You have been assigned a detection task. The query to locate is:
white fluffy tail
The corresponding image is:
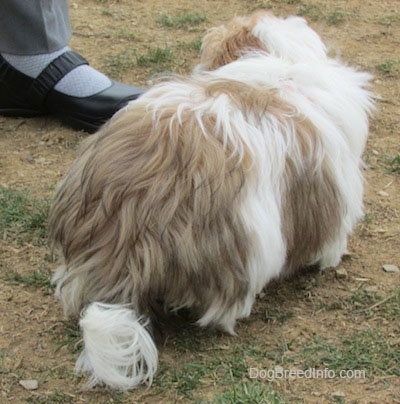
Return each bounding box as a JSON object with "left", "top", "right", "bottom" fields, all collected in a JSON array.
[{"left": 75, "top": 302, "right": 158, "bottom": 390}]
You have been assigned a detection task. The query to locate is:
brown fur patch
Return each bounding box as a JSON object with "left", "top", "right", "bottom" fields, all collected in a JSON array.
[
  {"left": 199, "top": 12, "right": 268, "bottom": 70},
  {"left": 205, "top": 79, "right": 280, "bottom": 116},
  {"left": 204, "top": 80, "right": 344, "bottom": 275},
  {"left": 48, "top": 89, "right": 253, "bottom": 323},
  {"left": 281, "top": 118, "right": 343, "bottom": 275}
]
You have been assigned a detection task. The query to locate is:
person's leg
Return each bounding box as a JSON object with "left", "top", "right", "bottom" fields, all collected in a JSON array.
[
  {"left": 0, "top": 0, "right": 144, "bottom": 131},
  {"left": 0, "top": 0, "right": 111, "bottom": 97},
  {"left": 0, "top": 0, "right": 144, "bottom": 132},
  {"left": 0, "top": 0, "right": 71, "bottom": 55}
]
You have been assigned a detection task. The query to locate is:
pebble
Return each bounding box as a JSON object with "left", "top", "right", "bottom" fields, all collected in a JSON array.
[
  {"left": 331, "top": 391, "right": 346, "bottom": 398},
  {"left": 335, "top": 268, "right": 348, "bottom": 279},
  {"left": 382, "top": 264, "right": 400, "bottom": 273},
  {"left": 19, "top": 380, "right": 38, "bottom": 390},
  {"left": 377, "top": 190, "right": 389, "bottom": 197}
]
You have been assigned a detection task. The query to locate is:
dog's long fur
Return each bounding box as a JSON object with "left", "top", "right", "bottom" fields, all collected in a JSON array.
[{"left": 48, "top": 12, "right": 374, "bottom": 390}]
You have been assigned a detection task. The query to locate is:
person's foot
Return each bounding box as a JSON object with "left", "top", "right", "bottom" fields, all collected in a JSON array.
[{"left": 0, "top": 48, "right": 145, "bottom": 132}]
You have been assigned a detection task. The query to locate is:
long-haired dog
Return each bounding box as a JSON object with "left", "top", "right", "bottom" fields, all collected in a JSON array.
[{"left": 48, "top": 12, "right": 374, "bottom": 390}]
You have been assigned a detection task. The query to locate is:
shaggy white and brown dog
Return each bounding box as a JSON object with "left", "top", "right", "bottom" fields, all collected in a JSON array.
[{"left": 48, "top": 11, "right": 374, "bottom": 390}]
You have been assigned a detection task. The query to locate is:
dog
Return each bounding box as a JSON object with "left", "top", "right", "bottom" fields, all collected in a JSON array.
[{"left": 48, "top": 11, "right": 374, "bottom": 390}]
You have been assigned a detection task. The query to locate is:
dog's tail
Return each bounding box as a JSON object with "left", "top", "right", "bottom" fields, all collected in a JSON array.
[{"left": 75, "top": 302, "right": 158, "bottom": 390}]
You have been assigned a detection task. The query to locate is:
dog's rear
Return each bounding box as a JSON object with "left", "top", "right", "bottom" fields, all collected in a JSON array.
[
  {"left": 48, "top": 11, "right": 374, "bottom": 390},
  {"left": 49, "top": 76, "right": 276, "bottom": 388}
]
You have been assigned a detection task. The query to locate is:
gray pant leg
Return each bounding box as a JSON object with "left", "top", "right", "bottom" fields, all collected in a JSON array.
[{"left": 0, "top": 0, "right": 71, "bottom": 55}]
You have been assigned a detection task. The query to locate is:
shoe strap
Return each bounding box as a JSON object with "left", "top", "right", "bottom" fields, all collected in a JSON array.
[{"left": 27, "top": 51, "right": 88, "bottom": 107}]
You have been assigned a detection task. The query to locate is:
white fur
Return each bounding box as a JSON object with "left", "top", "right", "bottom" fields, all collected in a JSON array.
[
  {"left": 253, "top": 15, "right": 328, "bottom": 63},
  {"left": 75, "top": 303, "right": 157, "bottom": 390}
]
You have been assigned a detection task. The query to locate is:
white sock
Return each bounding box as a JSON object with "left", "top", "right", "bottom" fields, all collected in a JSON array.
[{"left": 2, "top": 47, "right": 112, "bottom": 97}]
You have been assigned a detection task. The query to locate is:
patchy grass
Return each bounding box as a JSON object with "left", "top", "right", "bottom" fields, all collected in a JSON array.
[
  {"left": 53, "top": 320, "right": 82, "bottom": 355},
  {"left": 157, "top": 12, "right": 207, "bottom": 29},
  {"left": 177, "top": 37, "right": 203, "bottom": 53},
  {"left": 318, "top": 287, "right": 400, "bottom": 320},
  {"left": 104, "top": 46, "right": 174, "bottom": 77},
  {"left": 5, "top": 267, "right": 52, "bottom": 290},
  {"left": 102, "top": 49, "right": 136, "bottom": 79},
  {"left": 154, "top": 338, "right": 269, "bottom": 400},
  {"left": 115, "top": 28, "right": 137, "bottom": 41},
  {"left": 361, "top": 288, "right": 400, "bottom": 321},
  {"left": 0, "top": 187, "right": 49, "bottom": 245},
  {"left": 383, "top": 153, "right": 400, "bottom": 174},
  {"left": 298, "top": 4, "right": 324, "bottom": 21},
  {"left": 29, "top": 391, "right": 75, "bottom": 404},
  {"left": 264, "top": 308, "right": 294, "bottom": 324},
  {"left": 282, "top": 0, "right": 302, "bottom": 4},
  {"left": 377, "top": 13, "right": 400, "bottom": 26},
  {"left": 214, "top": 381, "right": 286, "bottom": 403},
  {"left": 298, "top": 4, "right": 347, "bottom": 25},
  {"left": 135, "top": 46, "right": 174, "bottom": 70},
  {"left": 291, "top": 328, "right": 399, "bottom": 377},
  {"left": 376, "top": 59, "right": 400, "bottom": 77},
  {"left": 324, "top": 10, "right": 346, "bottom": 25}
]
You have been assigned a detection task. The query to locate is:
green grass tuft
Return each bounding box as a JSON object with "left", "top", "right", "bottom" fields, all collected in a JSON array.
[
  {"left": 115, "top": 28, "right": 136, "bottom": 40},
  {"left": 298, "top": 4, "right": 324, "bottom": 21},
  {"left": 136, "top": 46, "right": 174, "bottom": 67},
  {"left": 157, "top": 12, "right": 207, "bottom": 29},
  {"left": 325, "top": 11, "right": 346, "bottom": 25},
  {"left": 377, "top": 14, "right": 400, "bottom": 26},
  {"left": 0, "top": 187, "right": 49, "bottom": 244},
  {"left": 298, "top": 5, "right": 347, "bottom": 25},
  {"left": 178, "top": 37, "right": 203, "bottom": 53},
  {"left": 376, "top": 59, "right": 400, "bottom": 77},
  {"left": 283, "top": 0, "right": 302, "bottom": 4},
  {"left": 384, "top": 154, "right": 400, "bottom": 174},
  {"left": 103, "top": 50, "right": 136, "bottom": 79},
  {"left": 296, "top": 328, "right": 399, "bottom": 377},
  {"left": 104, "top": 46, "right": 175, "bottom": 78},
  {"left": 214, "top": 381, "right": 285, "bottom": 404},
  {"left": 5, "top": 267, "right": 52, "bottom": 289},
  {"left": 53, "top": 320, "right": 82, "bottom": 355}
]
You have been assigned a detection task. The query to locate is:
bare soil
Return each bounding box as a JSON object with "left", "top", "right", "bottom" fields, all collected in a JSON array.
[{"left": 0, "top": 0, "right": 399, "bottom": 403}]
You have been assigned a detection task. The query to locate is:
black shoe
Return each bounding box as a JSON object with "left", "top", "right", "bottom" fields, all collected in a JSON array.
[{"left": 0, "top": 51, "right": 145, "bottom": 132}]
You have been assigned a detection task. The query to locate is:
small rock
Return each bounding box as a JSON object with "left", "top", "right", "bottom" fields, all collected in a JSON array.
[
  {"left": 371, "top": 149, "right": 379, "bottom": 155},
  {"left": 375, "top": 228, "right": 387, "bottom": 234},
  {"left": 382, "top": 264, "right": 400, "bottom": 273},
  {"left": 335, "top": 268, "right": 348, "bottom": 279},
  {"left": 352, "top": 277, "right": 370, "bottom": 282},
  {"left": 342, "top": 250, "right": 353, "bottom": 259},
  {"left": 25, "top": 155, "right": 35, "bottom": 164},
  {"left": 311, "top": 391, "right": 323, "bottom": 397},
  {"left": 331, "top": 391, "right": 346, "bottom": 398},
  {"left": 377, "top": 190, "right": 389, "bottom": 197},
  {"left": 19, "top": 380, "right": 38, "bottom": 390}
]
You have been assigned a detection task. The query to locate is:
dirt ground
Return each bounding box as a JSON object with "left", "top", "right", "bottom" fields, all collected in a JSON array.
[{"left": 0, "top": 0, "right": 399, "bottom": 403}]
